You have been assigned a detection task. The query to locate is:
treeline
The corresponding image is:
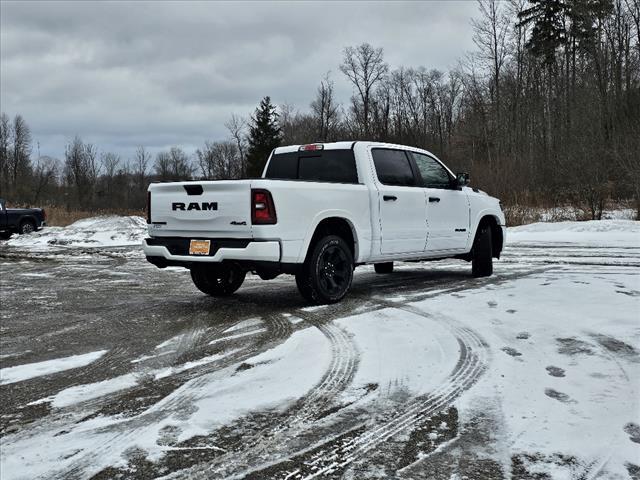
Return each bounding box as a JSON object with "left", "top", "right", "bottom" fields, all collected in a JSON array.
[{"left": 1, "top": 0, "right": 638, "bottom": 219}]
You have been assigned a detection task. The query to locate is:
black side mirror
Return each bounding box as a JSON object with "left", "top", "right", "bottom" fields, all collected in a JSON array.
[{"left": 456, "top": 172, "right": 470, "bottom": 187}]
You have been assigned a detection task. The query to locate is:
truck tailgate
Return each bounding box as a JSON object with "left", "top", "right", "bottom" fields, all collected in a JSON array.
[{"left": 149, "top": 180, "right": 252, "bottom": 238}]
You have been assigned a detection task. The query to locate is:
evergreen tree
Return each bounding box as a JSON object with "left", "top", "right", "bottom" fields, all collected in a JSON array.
[
  {"left": 518, "top": 0, "right": 568, "bottom": 66},
  {"left": 246, "top": 96, "right": 281, "bottom": 177}
]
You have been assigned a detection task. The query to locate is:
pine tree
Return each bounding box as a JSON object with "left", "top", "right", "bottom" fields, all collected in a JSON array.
[
  {"left": 246, "top": 96, "right": 281, "bottom": 177},
  {"left": 518, "top": 0, "right": 568, "bottom": 66}
]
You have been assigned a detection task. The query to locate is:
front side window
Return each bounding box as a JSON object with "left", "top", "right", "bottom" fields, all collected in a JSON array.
[
  {"left": 372, "top": 149, "right": 416, "bottom": 187},
  {"left": 410, "top": 152, "right": 452, "bottom": 189}
]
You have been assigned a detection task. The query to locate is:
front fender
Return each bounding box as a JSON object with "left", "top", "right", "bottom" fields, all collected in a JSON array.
[{"left": 468, "top": 207, "right": 505, "bottom": 249}]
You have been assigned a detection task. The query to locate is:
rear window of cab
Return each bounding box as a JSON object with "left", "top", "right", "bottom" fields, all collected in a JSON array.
[{"left": 265, "top": 149, "right": 359, "bottom": 184}]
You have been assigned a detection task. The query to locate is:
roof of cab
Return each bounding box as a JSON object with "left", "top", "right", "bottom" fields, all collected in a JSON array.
[
  {"left": 272, "top": 141, "right": 439, "bottom": 159},
  {"left": 273, "top": 141, "right": 356, "bottom": 154}
]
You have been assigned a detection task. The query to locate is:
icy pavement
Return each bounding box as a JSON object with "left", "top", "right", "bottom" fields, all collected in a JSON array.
[{"left": 0, "top": 220, "right": 638, "bottom": 479}]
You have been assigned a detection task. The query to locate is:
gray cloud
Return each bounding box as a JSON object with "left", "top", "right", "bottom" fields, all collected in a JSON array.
[{"left": 1, "top": 1, "right": 479, "bottom": 160}]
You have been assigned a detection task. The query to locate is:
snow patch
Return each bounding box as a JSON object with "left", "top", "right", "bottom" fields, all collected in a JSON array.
[
  {"left": 224, "top": 317, "right": 263, "bottom": 333},
  {"left": 0, "top": 350, "right": 107, "bottom": 385},
  {"left": 49, "top": 373, "right": 139, "bottom": 408},
  {"left": 209, "top": 328, "right": 267, "bottom": 345},
  {"left": 153, "top": 351, "right": 237, "bottom": 379},
  {"left": 6, "top": 215, "right": 146, "bottom": 250}
]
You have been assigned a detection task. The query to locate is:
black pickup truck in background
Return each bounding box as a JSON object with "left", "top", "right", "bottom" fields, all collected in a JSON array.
[{"left": 0, "top": 198, "right": 47, "bottom": 239}]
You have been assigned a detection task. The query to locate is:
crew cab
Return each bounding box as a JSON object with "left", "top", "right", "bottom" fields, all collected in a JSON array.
[
  {"left": 144, "top": 141, "right": 506, "bottom": 304},
  {"left": 0, "top": 198, "right": 47, "bottom": 239}
]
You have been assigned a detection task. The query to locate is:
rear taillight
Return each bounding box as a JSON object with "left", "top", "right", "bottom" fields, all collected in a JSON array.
[
  {"left": 251, "top": 189, "right": 277, "bottom": 225},
  {"left": 146, "top": 191, "right": 151, "bottom": 224}
]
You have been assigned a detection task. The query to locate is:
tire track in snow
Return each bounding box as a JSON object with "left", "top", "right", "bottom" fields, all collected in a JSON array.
[
  {"left": 43, "top": 312, "right": 300, "bottom": 480},
  {"left": 193, "top": 312, "right": 361, "bottom": 479},
  {"left": 215, "top": 301, "right": 490, "bottom": 479},
  {"left": 39, "top": 267, "right": 495, "bottom": 479},
  {"left": 292, "top": 312, "right": 359, "bottom": 416},
  {"left": 240, "top": 321, "right": 488, "bottom": 479}
]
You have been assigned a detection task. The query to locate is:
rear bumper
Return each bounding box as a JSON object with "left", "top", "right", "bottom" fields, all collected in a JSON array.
[{"left": 142, "top": 237, "right": 281, "bottom": 266}]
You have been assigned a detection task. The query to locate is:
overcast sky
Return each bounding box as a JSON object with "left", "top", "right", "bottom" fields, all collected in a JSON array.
[{"left": 1, "top": 1, "right": 480, "bottom": 161}]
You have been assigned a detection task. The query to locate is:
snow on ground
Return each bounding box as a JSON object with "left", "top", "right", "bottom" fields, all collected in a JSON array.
[
  {"left": 0, "top": 216, "right": 638, "bottom": 479},
  {"left": 224, "top": 317, "right": 263, "bottom": 333},
  {"left": 335, "top": 308, "right": 460, "bottom": 401},
  {"left": 0, "top": 328, "right": 333, "bottom": 479},
  {"left": 5, "top": 215, "right": 146, "bottom": 249},
  {"left": 28, "top": 350, "right": 242, "bottom": 408},
  {"left": 414, "top": 271, "right": 639, "bottom": 478},
  {"left": 508, "top": 219, "right": 640, "bottom": 247},
  {"left": 0, "top": 350, "right": 107, "bottom": 385}
]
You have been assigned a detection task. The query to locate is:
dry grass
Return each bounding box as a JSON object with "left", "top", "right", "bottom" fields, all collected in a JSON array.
[
  {"left": 503, "top": 205, "right": 542, "bottom": 226},
  {"left": 44, "top": 206, "right": 145, "bottom": 227},
  {"left": 503, "top": 201, "right": 637, "bottom": 226}
]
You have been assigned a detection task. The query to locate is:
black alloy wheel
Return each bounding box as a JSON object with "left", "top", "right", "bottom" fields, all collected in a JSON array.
[{"left": 296, "top": 235, "right": 354, "bottom": 304}]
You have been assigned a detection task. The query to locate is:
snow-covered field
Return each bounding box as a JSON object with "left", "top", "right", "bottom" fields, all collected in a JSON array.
[{"left": 0, "top": 217, "right": 638, "bottom": 479}]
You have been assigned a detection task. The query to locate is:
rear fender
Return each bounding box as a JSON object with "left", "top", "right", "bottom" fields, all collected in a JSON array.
[{"left": 298, "top": 211, "right": 361, "bottom": 263}]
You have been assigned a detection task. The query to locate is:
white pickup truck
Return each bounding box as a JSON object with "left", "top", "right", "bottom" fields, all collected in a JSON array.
[{"left": 144, "top": 141, "right": 505, "bottom": 304}]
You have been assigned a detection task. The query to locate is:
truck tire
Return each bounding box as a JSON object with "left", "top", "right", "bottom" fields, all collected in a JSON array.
[
  {"left": 19, "top": 219, "right": 36, "bottom": 235},
  {"left": 190, "top": 264, "right": 246, "bottom": 297},
  {"left": 374, "top": 262, "right": 394, "bottom": 274},
  {"left": 472, "top": 226, "right": 493, "bottom": 277},
  {"left": 296, "top": 235, "right": 354, "bottom": 304},
  {"left": 0, "top": 231, "right": 11, "bottom": 240},
  {"left": 295, "top": 273, "right": 314, "bottom": 302}
]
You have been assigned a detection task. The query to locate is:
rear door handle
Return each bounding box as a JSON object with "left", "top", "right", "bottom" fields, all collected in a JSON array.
[
  {"left": 383, "top": 195, "right": 397, "bottom": 201},
  {"left": 429, "top": 197, "right": 440, "bottom": 203}
]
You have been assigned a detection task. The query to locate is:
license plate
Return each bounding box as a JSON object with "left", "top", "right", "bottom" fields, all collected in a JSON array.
[{"left": 189, "top": 239, "right": 211, "bottom": 255}]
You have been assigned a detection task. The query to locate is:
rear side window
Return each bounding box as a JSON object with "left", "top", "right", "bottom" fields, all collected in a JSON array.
[
  {"left": 265, "top": 152, "right": 298, "bottom": 179},
  {"left": 372, "top": 149, "right": 416, "bottom": 186},
  {"left": 265, "top": 150, "right": 358, "bottom": 184}
]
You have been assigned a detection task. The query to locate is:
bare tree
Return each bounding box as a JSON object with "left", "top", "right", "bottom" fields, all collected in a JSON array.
[
  {"left": 154, "top": 151, "right": 171, "bottom": 181},
  {"left": 10, "top": 115, "right": 32, "bottom": 197},
  {"left": 132, "top": 146, "right": 150, "bottom": 195},
  {"left": 0, "top": 113, "right": 11, "bottom": 196},
  {"left": 31, "top": 155, "right": 58, "bottom": 204},
  {"left": 154, "top": 147, "right": 193, "bottom": 181},
  {"left": 279, "top": 103, "right": 316, "bottom": 145},
  {"left": 84, "top": 143, "right": 99, "bottom": 186},
  {"left": 472, "top": 0, "right": 510, "bottom": 129},
  {"left": 224, "top": 115, "right": 248, "bottom": 176},
  {"left": 311, "top": 72, "right": 340, "bottom": 141},
  {"left": 101, "top": 152, "right": 120, "bottom": 179},
  {"left": 100, "top": 152, "right": 120, "bottom": 205},
  {"left": 339, "top": 43, "right": 389, "bottom": 136},
  {"left": 64, "top": 137, "right": 96, "bottom": 208},
  {"left": 196, "top": 140, "right": 243, "bottom": 180}
]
